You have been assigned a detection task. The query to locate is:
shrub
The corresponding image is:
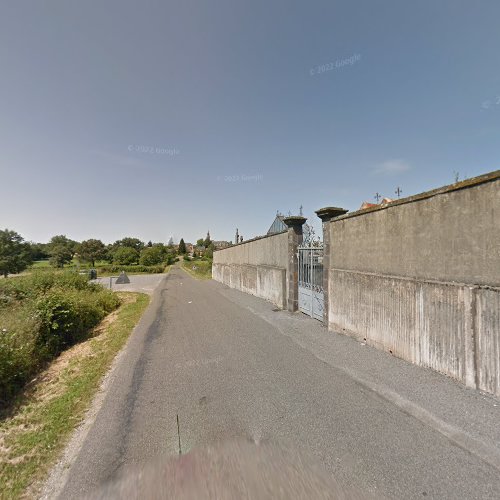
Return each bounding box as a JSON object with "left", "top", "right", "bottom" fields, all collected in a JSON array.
[
  {"left": 139, "top": 245, "right": 168, "bottom": 266},
  {"left": 34, "top": 288, "right": 119, "bottom": 356},
  {"left": 96, "top": 264, "right": 165, "bottom": 274},
  {"left": 112, "top": 247, "right": 139, "bottom": 265},
  {"left": 0, "top": 272, "right": 120, "bottom": 404},
  {"left": 182, "top": 259, "right": 212, "bottom": 279},
  {"left": 0, "top": 304, "right": 40, "bottom": 400},
  {"left": 166, "top": 255, "right": 177, "bottom": 265}
]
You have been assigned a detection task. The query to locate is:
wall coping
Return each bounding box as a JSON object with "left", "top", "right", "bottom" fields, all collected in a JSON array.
[
  {"left": 331, "top": 169, "right": 500, "bottom": 222},
  {"left": 213, "top": 262, "right": 285, "bottom": 270},
  {"left": 331, "top": 267, "right": 500, "bottom": 291},
  {"left": 213, "top": 230, "right": 287, "bottom": 252}
]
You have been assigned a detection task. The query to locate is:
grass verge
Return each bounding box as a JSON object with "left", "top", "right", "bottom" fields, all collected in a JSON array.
[
  {"left": 181, "top": 260, "right": 212, "bottom": 280},
  {"left": 0, "top": 292, "right": 149, "bottom": 499}
]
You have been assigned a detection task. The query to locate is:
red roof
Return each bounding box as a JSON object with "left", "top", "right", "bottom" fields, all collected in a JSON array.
[{"left": 360, "top": 201, "right": 378, "bottom": 210}]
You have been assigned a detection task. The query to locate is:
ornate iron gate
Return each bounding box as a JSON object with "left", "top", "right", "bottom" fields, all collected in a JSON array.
[{"left": 298, "top": 235, "right": 324, "bottom": 321}]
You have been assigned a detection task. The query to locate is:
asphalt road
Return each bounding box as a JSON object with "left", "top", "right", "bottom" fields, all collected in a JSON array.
[
  {"left": 91, "top": 274, "right": 165, "bottom": 294},
  {"left": 53, "top": 266, "right": 500, "bottom": 499}
]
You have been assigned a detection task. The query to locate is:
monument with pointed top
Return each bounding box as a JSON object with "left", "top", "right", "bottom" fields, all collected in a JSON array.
[{"left": 115, "top": 271, "right": 130, "bottom": 284}]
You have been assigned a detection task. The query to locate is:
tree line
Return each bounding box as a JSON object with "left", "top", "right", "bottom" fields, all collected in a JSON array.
[{"left": 0, "top": 229, "right": 206, "bottom": 278}]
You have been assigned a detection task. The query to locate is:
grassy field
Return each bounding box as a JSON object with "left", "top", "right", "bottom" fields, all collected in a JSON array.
[
  {"left": 30, "top": 259, "right": 109, "bottom": 270},
  {"left": 0, "top": 292, "right": 149, "bottom": 499},
  {"left": 28, "top": 261, "right": 168, "bottom": 277},
  {"left": 181, "top": 259, "right": 213, "bottom": 280}
]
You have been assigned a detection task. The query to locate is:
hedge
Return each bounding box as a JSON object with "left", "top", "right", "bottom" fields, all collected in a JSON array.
[{"left": 96, "top": 264, "right": 166, "bottom": 274}]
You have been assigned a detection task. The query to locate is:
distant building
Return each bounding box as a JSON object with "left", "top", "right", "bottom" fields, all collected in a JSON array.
[
  {"left": 267, "top": 212, "right": 312, "bottom": 240},
  {"left": 359, "top": 202, "right": 378, "bottom": 210},
  {"left": 359, "top": 197, "right": 395, "bottom": 210},
  {"left": 267, "top": 213, "right": 287, "bottom": 235},
  {"left": 193, "top": 245, "right": 204, "bottom": 256}
]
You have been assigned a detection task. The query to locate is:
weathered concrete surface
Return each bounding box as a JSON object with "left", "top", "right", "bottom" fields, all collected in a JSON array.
[
  {"left": 476, "top": 288, "right": 500, "bottom": 396},
  {"left": 283, "top": 216, "right": 306, "bottom": 312},
  {"left": 213, "top": 231, "right": 288, "bottom": 308},
  {"left": 316, "top": 207, "right": 349, "bottom": 324},
  {"left": 50, "top": 268, "right": 500, "bottom": 499},
  {"left": 213, "top": 231, "right": 287, "bottom": 268},
  {"left": 213, "top": 263, "right": 286, "bottom": 309},
  {"left": 327, "top": 172, "right": 500, "bottom": 397},
  {"left": 330, "top": 172, "right": 500, "bottom": 286},
  {"left": 329, "top": 270, "right": 500, "bottom": 397}
]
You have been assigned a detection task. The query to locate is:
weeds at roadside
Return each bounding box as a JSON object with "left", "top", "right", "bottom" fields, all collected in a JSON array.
[
  {"left": 181, "top": 260, "right": 212, "bottom": 280},
  {"left": 0, "top": 292, "right": 149, "bottom": 499}
]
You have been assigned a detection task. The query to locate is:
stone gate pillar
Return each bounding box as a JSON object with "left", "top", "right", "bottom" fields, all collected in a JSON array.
[
  {"left": 283, "top": 216, "right": 307, "bottom": 312},
  {"left": 315, "top": 207, "right": 349, "bottom": 325}
]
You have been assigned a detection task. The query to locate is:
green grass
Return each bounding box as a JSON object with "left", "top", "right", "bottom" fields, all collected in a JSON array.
[
  {"left": 27, "top": 261, "right": 169, "bottom": 277},
  {"left": 181, "top": 259, "right": 213, "bottom": 280},
  {"left": 30, "top": 260, "right": 51, "bottom": 269},
  {"left": 0, "top": 292, "right": 149, "bottom": 499}
]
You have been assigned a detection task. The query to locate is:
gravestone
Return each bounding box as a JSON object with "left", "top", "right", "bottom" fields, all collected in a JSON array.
[{"left": 115, "top": 271, "right": 130, "bottom": 284}]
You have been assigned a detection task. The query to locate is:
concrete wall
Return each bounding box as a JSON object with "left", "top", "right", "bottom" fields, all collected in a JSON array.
[
  {"left": 330, "top": 176, "right": 500, "bottom": 286},
  {"left": 213, "top": 232, "right": 288, "bottom": 308},
  {"left": 328, "top": 171, "right": 500, "bottom": 397}
]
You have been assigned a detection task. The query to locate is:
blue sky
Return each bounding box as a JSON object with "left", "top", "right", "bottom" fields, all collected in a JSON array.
[{"left": 1, "top": 0, "right": 499, "bottom": 244}]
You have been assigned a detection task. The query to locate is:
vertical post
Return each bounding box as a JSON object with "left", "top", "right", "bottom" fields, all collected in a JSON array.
[
  {"left": 315, "top": 207, "right": 349, "bottom": 326},
  {"left": 310, "top": 247, "right": 314, "bottom": 318},
  {"left": 283, "top": 216, "right": 307, "bottom": 312}
]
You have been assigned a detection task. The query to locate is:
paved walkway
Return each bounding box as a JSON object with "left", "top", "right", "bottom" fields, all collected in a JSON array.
[{"left": 49, "top": 267, "right": 500, "bottom": 499}]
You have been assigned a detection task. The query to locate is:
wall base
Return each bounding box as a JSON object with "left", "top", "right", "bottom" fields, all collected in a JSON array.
[
  {"left": 213, "top": 263, "right": 287, "bottom": 309},
  {"left": 329, "top": 269, "right": 500, "bottom": 398}
]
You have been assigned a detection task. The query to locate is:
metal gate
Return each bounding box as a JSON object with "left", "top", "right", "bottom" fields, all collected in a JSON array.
[{"left": 298, "top": 239, "right": 324, "bottom": 321}]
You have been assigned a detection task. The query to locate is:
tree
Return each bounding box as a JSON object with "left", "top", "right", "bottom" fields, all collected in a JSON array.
[
  {"left": 109, "top": 237, "right": 144, "bottom": 262},
  {"left": 102, "top": 244, "right": 114, "bottom": 263},
  {"left": 147, "top": 240, "right": 153, "bottom": 247},
  {"left": 49, "top": 245, "right": 73, "bottom": 268},
  {"left": 46, "top": 235, "right": 78, "bottom": 268},
  {"left": 196, "top": 238, "right": 204, "bottom": 247},
  {"left": 139, "top": 245, "right": 167, "bottom": 266},
  {"left": 28, "top": 242, "right": 50, "bottom": 260},
  {"left": 113, "top": 247, "right": 139, "bottom": 265},
  {"left": 112, "top": 237, "right": 144, "bottom": 252},
  {"left": 77, "top": 239, "right": 107, "bottom": 267},
  {"left": 178, "top": 238, "right": 187, "bottom": 254},
  {"left": 204, "top": 242, "right": 215, "bottom": 259},
  {"left": 0, "top": 229, "right": 32, "bottom": 277},
  {"left": 48, "top": 235, "right": 78, "bottom": 254}
]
